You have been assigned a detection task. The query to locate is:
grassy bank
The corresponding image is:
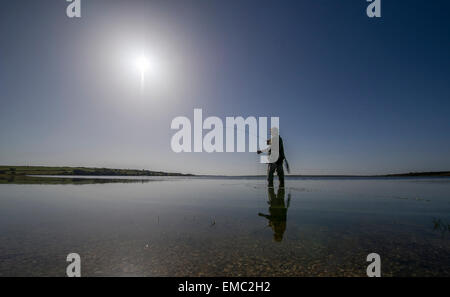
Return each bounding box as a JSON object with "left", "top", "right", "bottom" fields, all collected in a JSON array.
[
  {"left": 0, "top": 166, "right": 192, "bottom": 176},
  {"left": 0, "top": 166, "right": 192, "bottom": 184}
]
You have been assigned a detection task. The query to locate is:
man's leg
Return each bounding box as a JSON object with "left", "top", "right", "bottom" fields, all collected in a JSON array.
[
  {"left": 276, "top": 163, "right": 285, "bottom": 188},
  {"left": 267, "top": 164, "right": 276, "bottom": 187}
]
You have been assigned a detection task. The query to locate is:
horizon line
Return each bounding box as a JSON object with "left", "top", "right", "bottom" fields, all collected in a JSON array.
[{"left": 1, "top": 165, "right": 449, "bottom": 178}]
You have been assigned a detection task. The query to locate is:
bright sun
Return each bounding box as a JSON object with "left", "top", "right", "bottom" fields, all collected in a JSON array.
[
  {"left": 135, "top": 55, "right": 150, "bottom": 73},
  {"left": 131, "top": 51, "right": 165, "bottom": 94},
  {"left": 134, "top": 54, "right": 153, "bottom": 93}
]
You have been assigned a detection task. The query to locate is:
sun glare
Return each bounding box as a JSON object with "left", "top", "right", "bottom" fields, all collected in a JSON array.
[
  {"left": 130, "top": 50, "right": 165, "bottom": 94},
  {"left": 135, "top": 55, "right": 150, "bottom": 73},
  {"left": 134, "top": 54, "right": 153, "bottom": 93}
]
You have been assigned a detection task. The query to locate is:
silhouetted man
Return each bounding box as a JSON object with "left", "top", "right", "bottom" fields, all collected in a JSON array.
[
  {"left": 258, "top": 187, "right": 291, "bottom": 242},
  {"left": 257, "top": 127, "right": 287, "bottom": 188}
]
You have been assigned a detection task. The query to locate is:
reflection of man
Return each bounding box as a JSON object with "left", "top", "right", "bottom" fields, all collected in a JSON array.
[
  {"left": 257, "top": 127, "right": 287, "bottom": 188},
  {"left": 258, "top": 187, "right": 291, "bottom": 242}
]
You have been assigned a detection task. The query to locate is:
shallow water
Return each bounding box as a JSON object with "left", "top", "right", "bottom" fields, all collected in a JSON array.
[{"left": 0, "top": 177, "right": 449, "bottom": 276}]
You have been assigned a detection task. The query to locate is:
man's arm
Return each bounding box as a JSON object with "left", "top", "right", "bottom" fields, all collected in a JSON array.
[{"left": 257, "top": 139, "right": 272, "bottom": 154}]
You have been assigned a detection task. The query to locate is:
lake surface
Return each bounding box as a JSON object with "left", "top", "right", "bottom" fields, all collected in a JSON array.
[{"left": 0, "top": 177, "right": 449, "bottom": 276}]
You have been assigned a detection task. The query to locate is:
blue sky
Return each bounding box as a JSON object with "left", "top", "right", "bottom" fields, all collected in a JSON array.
[{"left": 0, "top": 0, "right": 449, "bottom": 175}]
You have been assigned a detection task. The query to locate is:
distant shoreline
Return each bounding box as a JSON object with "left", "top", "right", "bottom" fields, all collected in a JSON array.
[
  {"left": 1, "top": 166, "right": 449, "bottom": 178},
  {"left": 0, "top": 165, "right": 193, "bottom": 177},
  {"left": 206, "top": 172, "right": 450, "bottom": 178}
]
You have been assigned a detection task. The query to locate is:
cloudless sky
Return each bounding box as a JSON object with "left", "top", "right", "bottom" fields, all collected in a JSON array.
[{"left": 0, "top": 0, "right": 449, "bottom": 175}]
